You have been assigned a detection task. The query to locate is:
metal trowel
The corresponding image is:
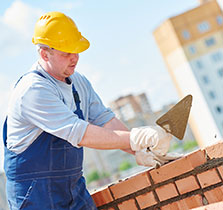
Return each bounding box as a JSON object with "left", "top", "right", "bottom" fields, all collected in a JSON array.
[{"left": 156, "top": 95, "right": 193, "bottom": 140}]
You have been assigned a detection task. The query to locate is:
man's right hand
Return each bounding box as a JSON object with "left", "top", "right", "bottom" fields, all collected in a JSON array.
[{"left": 130, "top": 125, "right": 172, "bottom": 153}]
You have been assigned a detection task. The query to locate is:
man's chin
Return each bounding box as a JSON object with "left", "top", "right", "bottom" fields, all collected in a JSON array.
[{"left": 65, "top": 69, "right": 75, "bottom": 76}]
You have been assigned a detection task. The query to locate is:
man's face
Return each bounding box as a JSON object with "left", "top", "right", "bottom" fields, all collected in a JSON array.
[{"left": 45, "top": 48, "right": 79, "bottom": 82}]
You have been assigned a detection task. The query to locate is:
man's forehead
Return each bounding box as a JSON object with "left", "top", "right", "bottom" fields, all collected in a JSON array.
[{"left": 52, "top": 49, "right": 73, "bottom": 56}]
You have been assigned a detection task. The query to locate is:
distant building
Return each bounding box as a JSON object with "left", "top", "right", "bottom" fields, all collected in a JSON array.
[
  {"left": 109, "top": 93, "right": 155, "bottom": 128},
  {"left": 153, "top": 0, "right": 223, "bottom": 147}
]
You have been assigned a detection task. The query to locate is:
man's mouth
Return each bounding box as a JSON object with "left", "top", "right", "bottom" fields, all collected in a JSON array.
[{"left": 69, "top": 64, "right": 76, "bottom": 68}]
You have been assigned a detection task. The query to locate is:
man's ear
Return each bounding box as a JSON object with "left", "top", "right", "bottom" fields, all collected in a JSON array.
[{"left": 39, "top": 48, "right": 49, "bottom": 61}]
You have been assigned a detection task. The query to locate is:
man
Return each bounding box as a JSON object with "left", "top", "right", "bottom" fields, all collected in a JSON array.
[{"left": 3, "top": 11, "right": 179, "bottom": 210}]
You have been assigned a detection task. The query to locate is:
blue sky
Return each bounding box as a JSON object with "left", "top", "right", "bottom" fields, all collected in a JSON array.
[{"left": 0, "top": 0, "right": 222, "bottom": 170}]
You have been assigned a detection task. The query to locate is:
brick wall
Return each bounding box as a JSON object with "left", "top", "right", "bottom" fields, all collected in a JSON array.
[{"left": 91, "top": 142, "right": 223, "bottom": 210}]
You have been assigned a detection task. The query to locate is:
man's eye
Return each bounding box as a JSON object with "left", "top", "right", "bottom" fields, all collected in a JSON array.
[{"left": 59, "top": 52, "right": 70, "bottom": 57}]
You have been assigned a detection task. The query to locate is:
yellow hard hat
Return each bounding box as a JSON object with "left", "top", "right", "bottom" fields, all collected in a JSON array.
[{"left": 32, "top": 11, "right": 90, "bottom": 53}]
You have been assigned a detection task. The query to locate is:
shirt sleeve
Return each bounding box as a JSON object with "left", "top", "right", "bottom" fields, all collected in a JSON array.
[
  {"left": 20, "top": 79, "right": 89, "bottom": 147},
  {"left": 82, "top": 75, "right": 115, "bottom": 126}
]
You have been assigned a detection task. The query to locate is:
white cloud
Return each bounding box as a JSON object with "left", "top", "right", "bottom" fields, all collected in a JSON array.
[
  {"left": 1, "top": 0, "right": 43, "bottom": 38},
  {"left": 0, "top": 0, "right": 43, "bottom": 56}
]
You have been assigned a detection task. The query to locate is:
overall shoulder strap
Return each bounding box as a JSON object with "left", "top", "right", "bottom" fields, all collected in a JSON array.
[
  {"left": 72, "top": 84, "right": 84, "bottom": 120},
  {"left": 3, "top": 117, "right": 8, "bottom": 146},
  {"left": 31, "top": 70, "right": 46, "bottom": 79},
  {"left": 14, "top": 70, "right": 46, "bottom": 88}
]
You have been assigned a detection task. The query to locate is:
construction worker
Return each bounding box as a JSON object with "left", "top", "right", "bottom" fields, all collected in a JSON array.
[{"left": 3, "top": 11, "right": 180, "bottom": 210}]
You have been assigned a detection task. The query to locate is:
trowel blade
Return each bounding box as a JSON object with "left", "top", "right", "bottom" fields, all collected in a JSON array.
[{"left": 156, "top": 95, "right": 193, "bottom": 140}]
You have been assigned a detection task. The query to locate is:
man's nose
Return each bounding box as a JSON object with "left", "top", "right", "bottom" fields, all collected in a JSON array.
[{"left": 70, "top": 53, "right": 79, "bottom": 62}]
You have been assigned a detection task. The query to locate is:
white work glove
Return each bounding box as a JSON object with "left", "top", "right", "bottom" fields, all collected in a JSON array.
[
  {"left": 135, "top": 149, "right": 183, "bottom": 168},
  {"left": 130, "top": 125, "right": 172, "bottom": 154}
]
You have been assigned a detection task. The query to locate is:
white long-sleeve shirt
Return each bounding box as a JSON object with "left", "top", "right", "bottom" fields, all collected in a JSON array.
[{"left": 6, "top": 62, "right": 115, "bottom": 154}]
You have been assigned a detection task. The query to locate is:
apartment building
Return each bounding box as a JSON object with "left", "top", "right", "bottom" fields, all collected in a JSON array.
[{"left": 153, "top": 0, "right": 223, "bottom": 147}]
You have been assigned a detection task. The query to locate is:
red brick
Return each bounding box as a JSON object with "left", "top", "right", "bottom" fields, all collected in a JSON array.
[
  {"left": 191, "top": 201, "right": 223, "bottom": 209},
  {"left": 150, "top": 150, "right": 206, "bottom": 184},
  {"left": 204, "top": 186, "right": 223, "bottom": 203},
  {"left": 136, "top": 191, "right": 157, "bottom": 208},
  {"left": 217, "top": 166, "right": 223, "bottom": 179},
  {"left": 161, "top": 195, "right": 203, "bottom": 210},
  {"left": 155, "top": 183, "right": 178, "bottom": 201},
  {"left": 180, "top": 194, "right": 203, "bottom": 209},
  {"left": 197, "top": 168, "right": 221, "bottom": 188},
  {"left": 91, "top": 187, "right": 113, "bottom": 207},
  {"left": 204, "top": 142, "right": 223, "bottom": 159},
  {"left": 175, "top": 175, "right": 200, "bottom": 194},
  {"left": 160, "top": 201, "right": 181, "bottom": 210},
  {"left": 109, "top": 171, "right": 151, "bottom": 199},
  {"left": 117, "top": 199, "right": 138, "bottom": 210}
]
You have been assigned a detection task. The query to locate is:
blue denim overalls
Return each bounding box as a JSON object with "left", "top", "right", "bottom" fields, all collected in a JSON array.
[{"left": 3, "top": 71, "right": 97, "bottom": 210}]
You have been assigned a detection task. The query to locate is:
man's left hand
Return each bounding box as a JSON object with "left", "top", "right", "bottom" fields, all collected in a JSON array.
[{"left": 135, "top": 149, "right": 183, "bottom": 168}]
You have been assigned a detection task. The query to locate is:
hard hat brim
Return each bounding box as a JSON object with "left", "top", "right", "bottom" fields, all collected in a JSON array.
[
  {"left": 32, "top": 35, "right": 90, "bottom": 54},
  {"left": 70, "top": 35, "right": 90, "bottom": 53}
]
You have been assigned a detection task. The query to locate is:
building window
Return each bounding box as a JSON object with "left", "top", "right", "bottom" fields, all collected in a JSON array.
[
  {"left": 209, "top": 91, "right": 216, "bottom": 99},
  {"left": 205, "top": 37, "right": 216, "bottom": 47},
  {"left": 218, "top": 67, "right": 223, "bottom": 77},
  {"left": 196, "top": 60, "right": 203, "bottom": 69},
  {"left": 211, "top": 52, "right": 223, "bottom": 62},
  {"left": 188, "top": 45, "right": 196, "bottom": 54},
  {"left": 216, "top": 106, "right": 222, "bottom": 114},
  {"left": 182, "top": 30, "right": 190, "bottom": 40},
  {"left": 216, "top": 15, "right": 223, "bottom": 25},
  {"left": 202, "top": 75, "right": 210, "bottom": 84},
  {"left": 119, "top": 104, "right": 135, "bottom": 121},
  {"left": 197, "top": 21, "right": 210, "bottom": 33}
]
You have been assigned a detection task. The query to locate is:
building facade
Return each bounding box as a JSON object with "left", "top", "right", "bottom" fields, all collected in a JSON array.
[
  {"left": 109, "top": 93, "right": 154, "bottom": 128},
  {"left": 153, "top": 0, "right": 223, "bottom": 147}
]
